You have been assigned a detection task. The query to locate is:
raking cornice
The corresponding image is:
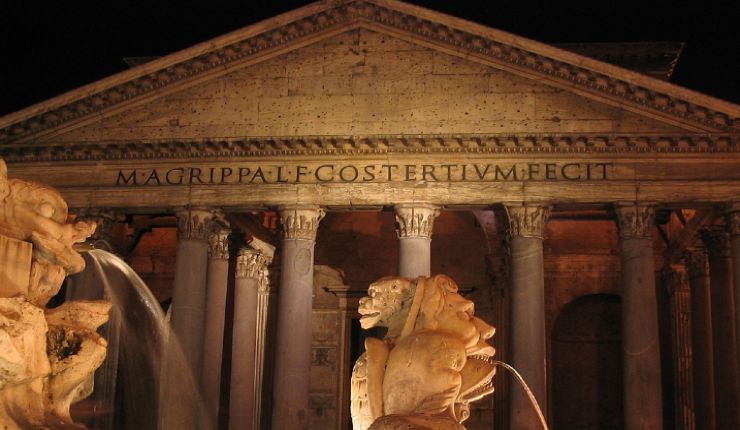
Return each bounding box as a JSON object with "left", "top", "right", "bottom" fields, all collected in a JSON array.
[{"left": 1, "top": 0, "right": 738, "bottom": 143}]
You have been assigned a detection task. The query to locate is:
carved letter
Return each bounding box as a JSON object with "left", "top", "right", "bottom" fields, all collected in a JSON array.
[{"left": 116, "top": 169, "right": 137, "bottom": 186}]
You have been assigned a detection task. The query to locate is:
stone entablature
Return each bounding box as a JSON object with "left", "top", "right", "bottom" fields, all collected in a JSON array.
[
  {"left": 1, "top": 133, "right": 737, "bottom": 162},
  {"left": 0, "top": 0, "right": 737, "bottom": 144}
]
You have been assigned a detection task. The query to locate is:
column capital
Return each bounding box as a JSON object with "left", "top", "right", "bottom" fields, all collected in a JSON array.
[
  {"left": 175, "top": 207, "right": 221, "bottom": 241},
  {"left": 504, "top": 203, "right": 551, "bottom": 239},
  {"left": 614, "top": 202, "right": 655, "bottom": 240},
  {"left": 724, "top": 204, "right": 740, "bottom": 237},
  {"left": 278, "top": 206, "right": 325, "bottom": 241},
  {"left": 207, "top": 228, "right": 231, "bottom": 260},
  {"left": 236, "top": 248, "right": 272, "bottom": 279},
  {"left": 73, "top": 208, "right": 125, "bottom": 243},
  {"left": 394, "top": 203, "right": 440, "bottom": 239},
  {"left": 236, "top": 248, "right": 273, "bottom": 297},
  {"left": 662, "top": 264, "right": 688, "bottom": 296},
  {"left": 684, "top": 248, "right": 709, "bottom": 278},
  {"left": 700, "top": 226, "right": 730, "bottom": 258}
]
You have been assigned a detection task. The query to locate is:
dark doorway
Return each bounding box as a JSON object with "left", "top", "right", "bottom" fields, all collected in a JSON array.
[{"left": 552, "top": 294, "right": 623, "bottom": 429}]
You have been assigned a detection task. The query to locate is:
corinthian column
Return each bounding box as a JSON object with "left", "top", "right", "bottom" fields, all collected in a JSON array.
[
  {"left": 615, "top": 203, "right": 663, "bottom": 430},
  {"left": 726, "top": 206, "right": 740, "bottom": 374},
  {"left": 201, "top": 226, "right": 230, "bottom": 428},
  {"left": 701, "top": 226, "right": 740, "bottom": 429},
  {"left": 394, "top": 203, "right": 440, "bottom": 278},
  {"left": 684, "top": 248, "right": 715, "bottom": 430},
  {"left": 271, "top": 206, "right": 325, "bottom": 430},
  {"left": 230, "top": 247, "right": 272, "bottom": 430},
  {"left": 504, "top": 203, "right": 550, "bottom": 430},
  {"left": 161, "top": 207, "right": 217, "bottom": 428}
]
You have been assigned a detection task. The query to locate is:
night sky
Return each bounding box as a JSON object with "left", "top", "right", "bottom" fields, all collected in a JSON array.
[{"left": 1, "top": 0, "right": 738, "bottom": 117}]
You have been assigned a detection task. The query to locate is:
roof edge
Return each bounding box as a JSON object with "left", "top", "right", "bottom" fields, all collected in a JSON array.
[
  {"left": 1, "top": 0, "right": 738, "bottom": 139},
  {"left": 0, "top": 0, "right": 332, "bottom": 128},
  {"left": 377, "top": 0, "right": 739, "bottom": 117}
]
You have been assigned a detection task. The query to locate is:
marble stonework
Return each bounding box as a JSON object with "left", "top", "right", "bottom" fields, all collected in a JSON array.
[
  {"left": 0, "top": 2, "right": 737, "bottom": 212},
  {"left": 0, "top": 1, "right": 738, "bottom": 430},
  {"left": 351, "top": 275, "right": 496, "bottom": 430},
  {"left": 0, "top": 159, "right": 109, "bottom": 429}
]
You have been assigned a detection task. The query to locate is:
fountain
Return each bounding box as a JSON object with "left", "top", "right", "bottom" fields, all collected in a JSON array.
[
  {"left": 350, "top": 274, "right": 549, "bottom": 430},
  {"left": 0, "top": 158, "right": 109, "bottom": 429},
  {"left": 1, "top": 155, "right": 546, "bottom": 429},
  {"left": 350, "top": 275, "right": 497, "bottom": 430}
]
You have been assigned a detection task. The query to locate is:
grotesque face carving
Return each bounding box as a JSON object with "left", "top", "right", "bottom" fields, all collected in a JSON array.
[
  {"left": 357, "top": 277, "right": 415, "bottom": 330},
  {"left": 0, "top": 160, "right": 94, "bottom": 275}
]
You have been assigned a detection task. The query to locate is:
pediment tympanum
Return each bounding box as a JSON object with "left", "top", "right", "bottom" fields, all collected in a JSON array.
[
  {"left": 0, "top": 0, "right": 737, "bottom": 210},
  {"left": 1, "top": 0, "right": 737, "bottom": 147},
  {"left": 35, "top": 29, "right": 685, "bottom": 144}
]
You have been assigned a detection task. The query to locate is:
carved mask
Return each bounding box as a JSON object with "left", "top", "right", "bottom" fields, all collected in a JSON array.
[{"left": 357, "top": 277, "right": 415, "bottom": 329}]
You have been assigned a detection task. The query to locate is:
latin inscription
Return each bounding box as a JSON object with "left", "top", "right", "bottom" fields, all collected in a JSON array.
[{"left": 116, "top": 162, "right": 613, "bottom": 186}]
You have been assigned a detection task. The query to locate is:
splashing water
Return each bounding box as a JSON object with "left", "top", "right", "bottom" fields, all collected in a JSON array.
[
  {"left": 493, "top": 360, "right": 549, "bottom": 430},
  {"left": 66, "top": 249, "right": 211, "bottom": 430}
]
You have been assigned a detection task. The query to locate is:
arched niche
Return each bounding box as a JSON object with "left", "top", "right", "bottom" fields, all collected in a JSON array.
[{"left": 551, "top": 293, "right": 623, "bottom": 430}]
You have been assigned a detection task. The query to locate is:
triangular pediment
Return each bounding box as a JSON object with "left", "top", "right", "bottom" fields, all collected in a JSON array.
[
  {"left": 34, "top": 28, "right": 688, "bottom": 144},
  {"left": 1, "top": 0, "right": 738, "bottom": 151}
]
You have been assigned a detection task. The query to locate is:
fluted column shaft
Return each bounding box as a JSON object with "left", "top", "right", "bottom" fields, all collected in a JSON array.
[
  {"left": 230, "top": 248, "right": 272, "bottom": 430},
  {"left": 505, "top": 203, "right": 550, "bottom": 430},
  {"left": 685, "top": 249, "right": 716, "bottom": 430},
  {"left": 271, "top": 206, "right": 325, "bottom": 430},
  {"left": 161, "top": 207, "right": 216, "bottom": 428},
  {"left": 253, "top": 238, "right": 277, "bottom": 430},
  {"left": 615, "top": 203, "right": 663, "bottom": 430},
  {"left": 201, "top": 227, "right": 230, "bottom": 428},
  {"left": 395, "top": 203, "right": 440, "bottom": 278},
  {"left": 701, "top": 227, "right": 740, "bottom": 429}
]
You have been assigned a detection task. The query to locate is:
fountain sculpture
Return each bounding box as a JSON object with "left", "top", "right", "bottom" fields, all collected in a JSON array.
[
  {"left": 0, "top": 159, "right": 109, "bottom": 429},
  {"left": 351, "top": 275, "right": 497, "bottom": 430}
]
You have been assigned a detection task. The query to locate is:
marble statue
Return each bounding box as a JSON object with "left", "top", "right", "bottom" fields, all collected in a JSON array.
[
  {"left": 0, "top": 158, "right": 110, "bottom": 429},
  {"left": 351, "top": 275, "right": 496, "bottom": 430}
]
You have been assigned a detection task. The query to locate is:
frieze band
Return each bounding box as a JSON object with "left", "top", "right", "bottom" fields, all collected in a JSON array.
[{"left": 116, "top": 162, "right": 613, "bottom": 186}]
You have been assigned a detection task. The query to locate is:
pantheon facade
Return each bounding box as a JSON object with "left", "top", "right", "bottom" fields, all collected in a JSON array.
[{"left": 1, "top": 1, "right": 739, "bottom": 429}]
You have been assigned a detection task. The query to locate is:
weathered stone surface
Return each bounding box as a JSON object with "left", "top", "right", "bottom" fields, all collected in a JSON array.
[
  {"left": 0, "top": 159, "right": 108, "bottom": 429},
  {"left": 0, "top": 235, "right": 32, "bottom": 298},
  {"left": 45, "top": 28, "right": 685, "bottom": 144},
  {"left": 351, "top": 275, "right": 496, "bottom": 430}
]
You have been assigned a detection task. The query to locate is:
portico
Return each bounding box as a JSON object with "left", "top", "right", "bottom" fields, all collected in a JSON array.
[{"left": 1, "top": 1, "right": 738, "bottom": 429}]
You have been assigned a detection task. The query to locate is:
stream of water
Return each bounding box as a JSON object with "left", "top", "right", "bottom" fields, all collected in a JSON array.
[
  {"left": 494, "top": 360, "right": 550, "bottom": 430},
  {"left": 66, "top": 249, "right": 210, "bottom": 430},
  {"left": 69, "top": 250, "right": 546, "bottom": 430}
]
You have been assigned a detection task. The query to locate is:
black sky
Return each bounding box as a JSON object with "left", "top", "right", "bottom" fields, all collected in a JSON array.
[{"left": 1, "top": 0, "right": 738, "bottom": 117}]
